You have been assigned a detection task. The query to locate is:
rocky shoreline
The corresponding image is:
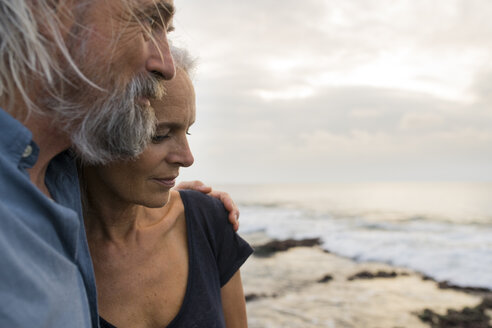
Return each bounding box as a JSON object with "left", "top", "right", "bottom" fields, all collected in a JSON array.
[{"left": 241, "top": 234, "right": 492, "bottom": 328}]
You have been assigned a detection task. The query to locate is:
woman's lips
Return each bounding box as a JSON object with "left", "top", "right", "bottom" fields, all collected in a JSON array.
[{"left": 152, "top": 178, "right": 176, "bottom": 188}]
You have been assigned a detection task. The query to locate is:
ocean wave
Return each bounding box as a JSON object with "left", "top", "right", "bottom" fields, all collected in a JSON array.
[{"left": 239, "top": 204, "right": 492, "bottom": 290}]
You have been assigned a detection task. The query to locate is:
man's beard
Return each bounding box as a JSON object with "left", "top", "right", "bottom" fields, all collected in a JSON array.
[
  {"left": 39, "top": 14, "right": 169, "bottom": 165},
  {"left": 44, "top": 72, "right": 165, "bottom": 165}
]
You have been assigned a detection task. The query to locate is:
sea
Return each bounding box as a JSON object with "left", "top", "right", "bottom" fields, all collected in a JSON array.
[{"left": 219, "top": 182, "right": 492, "bottom": 290}]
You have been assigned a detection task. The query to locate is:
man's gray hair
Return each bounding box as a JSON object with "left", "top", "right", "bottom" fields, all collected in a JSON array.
[
  {"left": 0, "top": 0, "right": 94, "bottom": 115},
  {"left": 0, "top": 1, "right": 197, "bottom": 164}
]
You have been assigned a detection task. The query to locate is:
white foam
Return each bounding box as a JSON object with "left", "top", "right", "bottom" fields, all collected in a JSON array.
[{"left": 240, "top": 204, "right": 492, "bottom": 290}]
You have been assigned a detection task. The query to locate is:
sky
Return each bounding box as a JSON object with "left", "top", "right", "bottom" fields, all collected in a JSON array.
[{"left": 171, "top": 0, "right": 492, "bottom": 184}]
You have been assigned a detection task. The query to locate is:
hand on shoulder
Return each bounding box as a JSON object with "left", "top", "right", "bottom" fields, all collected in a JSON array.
[{"left": 174, "top": 181, "right": 239, "bottom": 231}]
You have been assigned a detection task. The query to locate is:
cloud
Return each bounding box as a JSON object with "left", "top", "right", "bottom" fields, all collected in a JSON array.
[
  {"left": 399, "top": 113, "right": 444, "bottom": 131},
  {"left": 470, "top": 69, "right": 492, "bottom": 107},
  {"left": 172, "top": 1, "right": 492, "bottom": 183},
  {"left": 349, "top": 109, "right": 386, "bottom": 119},
  {"left": 252, "top": 85, "right": 315, "bottom": 101}
]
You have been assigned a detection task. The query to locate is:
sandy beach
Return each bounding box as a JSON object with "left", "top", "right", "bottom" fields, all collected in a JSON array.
[{"left": 241, "top": 233, "right": 492, "bottom": 328}]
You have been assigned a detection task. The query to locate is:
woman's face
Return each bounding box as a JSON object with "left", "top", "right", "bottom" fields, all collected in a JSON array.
[{"left": 86, "top": 68, "right": 195, "bottom": 208}]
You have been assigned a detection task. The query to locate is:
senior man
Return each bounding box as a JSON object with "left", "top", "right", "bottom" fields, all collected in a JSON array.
[{"left": 0, "top": 1, "right": 238, "bottom": 327}]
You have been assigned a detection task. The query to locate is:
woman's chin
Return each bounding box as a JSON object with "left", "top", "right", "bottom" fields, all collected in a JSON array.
[{"left": 143, "top": 192, "right": 171, "bottom": 208}]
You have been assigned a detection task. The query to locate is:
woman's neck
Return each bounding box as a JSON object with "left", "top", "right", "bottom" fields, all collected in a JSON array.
[
  {"left": 84, "top": 202, "right": 146, "bottom": 243},
  {"left": 83, "top": 190, "right": 179, "bottom": 247}
]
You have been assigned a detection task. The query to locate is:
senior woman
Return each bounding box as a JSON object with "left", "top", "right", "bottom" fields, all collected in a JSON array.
[{"left": 81, "top": 50, "right": 252, "bottom": 328}]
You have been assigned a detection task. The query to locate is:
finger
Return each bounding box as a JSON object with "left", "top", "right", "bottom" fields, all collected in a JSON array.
[
  {"left": 229, "top": 211, "right": 240, "bottom": 232},
  {"left": 210, "top": 191, "right": 234, "bottom": 212},
  {"left": 218, "top": 193, "right": 240, "bottom": 230},
  {"left": 207, "top": 190, "right": 240, "bottom": 230}
]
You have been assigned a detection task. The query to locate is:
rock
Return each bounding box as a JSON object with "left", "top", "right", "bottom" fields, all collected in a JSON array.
[
  {"left": 478, "top": 297, "right": 492, "bottom": 310},
  {"left": 347, "top": 270, "right": 402, "bottom": 281},
  {"left": 253, "top": 238, "right": 322, "bottom": 257},
  {"left": 417, "top": 304, "right": 491, "bottom": 328},
  {"left": 241, "top": 246, "right": 482, "bottom": 328},
  {"left": 317, "top": 274, "right": 333, "bottom": 283},
  {"left": 438, "top": 281, "right": 492, "bottom": 294},
  {"left": 245, "top": 293, "right": 277, "bottom": 302}
]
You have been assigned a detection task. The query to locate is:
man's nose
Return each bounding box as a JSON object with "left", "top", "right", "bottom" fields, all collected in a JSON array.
[{"left": 145, "top": 32, "right": 175, "bottom": 80}]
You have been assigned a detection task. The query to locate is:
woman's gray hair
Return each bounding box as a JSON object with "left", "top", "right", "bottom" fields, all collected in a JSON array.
[
  {"left": 170, "top": 45, "right": 197, "bottom": 77},
  {"left": 0, "top": 0, "right": 94, "bottom": 116}
]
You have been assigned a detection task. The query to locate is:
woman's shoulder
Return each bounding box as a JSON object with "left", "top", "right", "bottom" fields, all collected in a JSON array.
[
  {"left": 178, "top": 190, "right": 227, "bottom": 217},
  {"left": 178, "top": 190, "right": 230, "bottom": 236}
]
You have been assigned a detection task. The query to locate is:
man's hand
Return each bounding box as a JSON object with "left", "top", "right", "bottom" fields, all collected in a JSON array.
[{"left": 175, "top": 181, "right": 240, "bottom": 231}]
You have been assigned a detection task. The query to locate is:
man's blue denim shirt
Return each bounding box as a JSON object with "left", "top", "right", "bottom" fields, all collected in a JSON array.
[{"left": 0, "top": 108, "right": 99, "bottom": 327}]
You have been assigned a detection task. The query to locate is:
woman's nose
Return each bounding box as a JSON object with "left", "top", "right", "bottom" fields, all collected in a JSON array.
[
  {"left": 168, "top": 138, "right": 194, "bottom": 167},
  {"left": 179, "top": 140, "right": 194, "bottom": 168}
]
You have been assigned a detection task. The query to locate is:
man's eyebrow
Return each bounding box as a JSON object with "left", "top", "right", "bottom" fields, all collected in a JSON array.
[{"left": 141, "top": 1, "right": 175, "bottom": 19}]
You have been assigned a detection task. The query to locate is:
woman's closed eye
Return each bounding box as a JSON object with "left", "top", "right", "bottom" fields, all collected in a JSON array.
[
  {"left": 151, "top": 134, "right": 169, "bottom": 143},
  {"left": 152, "top": 125, "right": 192, "bottom": 143},
  {"left": 151, "top": 128, "right": 171, "bottom": 143}
]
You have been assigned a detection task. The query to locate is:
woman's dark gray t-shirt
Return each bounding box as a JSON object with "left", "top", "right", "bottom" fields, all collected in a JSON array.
[{"left": 99, "top": 190, "right": 253, "bottom": 328}]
